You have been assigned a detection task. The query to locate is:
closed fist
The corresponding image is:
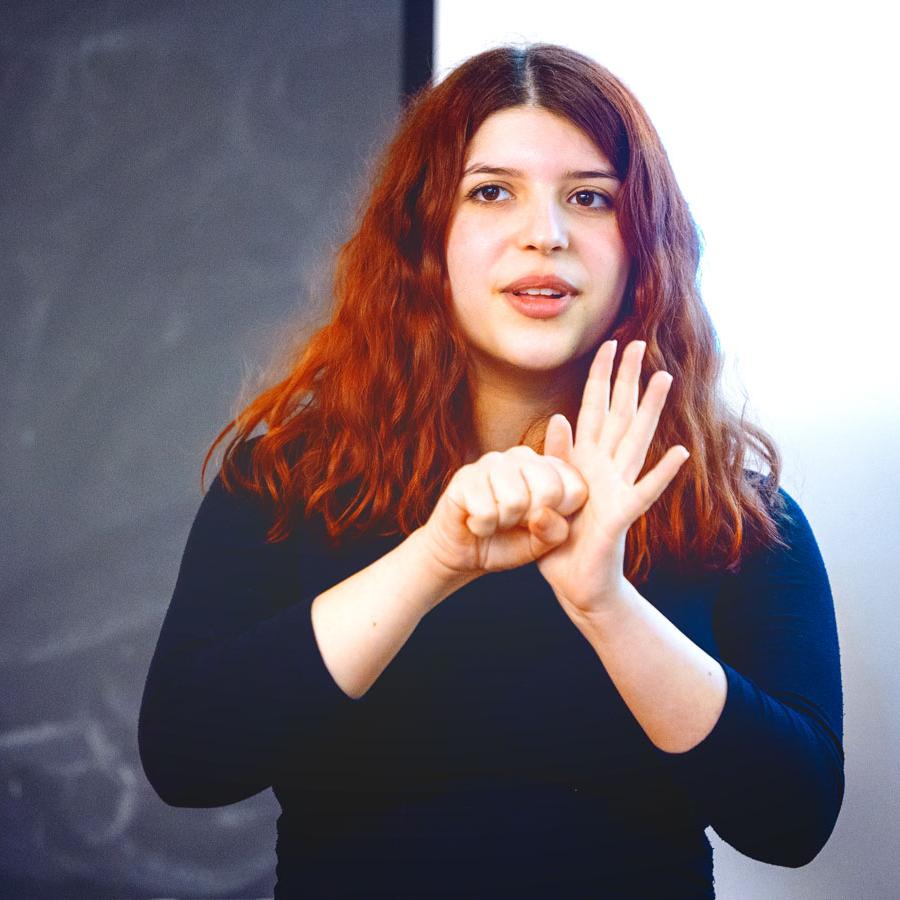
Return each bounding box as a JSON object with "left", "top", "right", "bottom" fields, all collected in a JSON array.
[{"left": 420, "top": 442, "right": 588, "bottom": 577}]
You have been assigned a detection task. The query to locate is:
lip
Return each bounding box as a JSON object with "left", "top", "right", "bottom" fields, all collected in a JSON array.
[
  {"left": 500, "top": 274, "right": 580, "bottom": 295},
  {"left": 499, "top": 273, "right": 578, "bottom": 320},
  {"left": 504, "top": 291, "right": 572, "bottom": 319}
]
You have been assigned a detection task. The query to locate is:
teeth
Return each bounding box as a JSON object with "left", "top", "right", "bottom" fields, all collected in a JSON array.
[{"left": 515, "top": 288, "right": 565, "bottom": 297}]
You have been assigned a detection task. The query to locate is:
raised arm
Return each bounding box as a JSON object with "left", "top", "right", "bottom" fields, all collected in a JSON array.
[
  {"left": 138, "top": 469, "right": 356, "bottom": 808},
  {"left": 536, "top": 339, "right": 844, "bottom": 866},
  {"left": 140, "top": 461, "right": 486, "bottom": 808},
  {"left": 654, "top": 488, "right": 845, "bottom": 867},
  {"left": 138, "top": 438, "right": 588, "bottom": 808}
]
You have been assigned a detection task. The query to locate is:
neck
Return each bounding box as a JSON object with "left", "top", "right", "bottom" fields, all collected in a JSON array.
[{"left": 464, "top": 355, "right": 590, "bottom": 462}]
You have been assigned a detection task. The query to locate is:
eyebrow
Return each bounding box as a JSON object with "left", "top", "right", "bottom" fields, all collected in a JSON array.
[{"left": 462, "top": 163, "right": 620, "bottom": 181}]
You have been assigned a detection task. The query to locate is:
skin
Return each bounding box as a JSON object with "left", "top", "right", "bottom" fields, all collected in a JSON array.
[
  {"left": 418, "top": 313, "right": 723, "bottom": 758},
  {"left": 423, "top": 338, "right": 689, "bottom": 618},
  {"left": 537, "top": 339, "right": 690, "bottom": 617},
  {"left": 438, "top": 103, "right": 687, "bottom": 614},
  {"left": 420, "top": 106, "right": 726, "bottom": 755},
  {"left": 445, "top": 105, "right": 631, "bottom": 461}
]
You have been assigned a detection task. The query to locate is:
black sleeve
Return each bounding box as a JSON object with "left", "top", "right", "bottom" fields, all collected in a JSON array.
[
  {"left": 138, "top": 460, "right": 352, "bottom": 808},
  {"left": 654, "top": 488, "right": 845, "bottom": 867}
]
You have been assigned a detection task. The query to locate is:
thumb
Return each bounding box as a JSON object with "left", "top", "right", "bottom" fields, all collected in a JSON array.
[
  {"left": 527, "top": 506, "right": 569, "bottom": 557},
  {"left": 543, "top": 413, "right": 587, "bottom": 517},
  {"left": 543, "top": 413, "right": 574, "bottom": 462}
]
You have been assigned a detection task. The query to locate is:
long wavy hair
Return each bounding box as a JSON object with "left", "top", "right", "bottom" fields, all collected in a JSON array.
[{"left": 203, "top": 43, "right": 783, "bottom": 581}]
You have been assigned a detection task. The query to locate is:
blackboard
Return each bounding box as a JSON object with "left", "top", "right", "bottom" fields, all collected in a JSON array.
[{"left": 0, "top": 1, "right": 411, "bottom": 896}]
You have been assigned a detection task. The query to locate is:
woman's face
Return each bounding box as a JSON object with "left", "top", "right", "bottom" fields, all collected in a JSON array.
[{"left": 445, "top": 105, "right": 630, "bottom": 379}]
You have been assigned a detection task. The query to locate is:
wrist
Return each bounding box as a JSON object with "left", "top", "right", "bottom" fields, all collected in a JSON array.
[
  {"left": 557, "top": 577, "right": 639, "bottom": 635},
  {"left": 405, "top": 528, "right": 480, "bottom": 612}
]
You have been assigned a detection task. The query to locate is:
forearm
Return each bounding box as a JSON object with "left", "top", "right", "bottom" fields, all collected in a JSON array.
[
  {"left": 568, "top": 580, "right": 727, "bottom": 753},
  {"left": 310, "top": 527, "right": 477, "bottom": 700}
]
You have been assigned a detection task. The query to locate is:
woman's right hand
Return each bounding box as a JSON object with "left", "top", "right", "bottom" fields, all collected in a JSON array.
[{"left": 418, "top": 443, "right": 589, "bottom": 579}]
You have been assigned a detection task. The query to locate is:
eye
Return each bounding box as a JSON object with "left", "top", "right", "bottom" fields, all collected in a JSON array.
[
  {"left": 466, "top": 183, "right": 512, "bottom": 203},
  {"left": 570, "top": 189, "right": 612, "bottom": 209}
]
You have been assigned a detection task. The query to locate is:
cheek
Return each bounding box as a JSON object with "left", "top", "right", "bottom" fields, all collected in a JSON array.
[
  {"left": 590, "top": 232, "right": 630, "bottom": 283},
  {"left": 611, "top": 228, "right": 631, "bottom": 276},
  {"left": 445, "top": 229, "right": 477, "bottom": 315},
  {"left": 445, "top": 224, "right": 468, "bottom": 285},
  {"left": 614, "top": 244, "right": 631, "bottom": 284},
  {"left": 447, "top": 228, "right": 489, "bottom": 287}
]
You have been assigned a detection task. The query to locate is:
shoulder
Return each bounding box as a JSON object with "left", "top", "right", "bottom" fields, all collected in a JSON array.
[
  {"left": 204, "top": 431, "right": 345, "bottom": 552},
  {"left": 226, "top": 432, "right": 265, "bottom": 476},
  {"left": 201, "top": 433, "right": 278, "bottom": 526},
  {"left": 743, "top": 469, "right": 805, "bottom": 532},
  {"left": 740, "top": 471, "right": 826, "bottom": 580}
]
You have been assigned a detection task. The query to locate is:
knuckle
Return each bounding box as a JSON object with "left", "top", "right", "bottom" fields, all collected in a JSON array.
[
  {"left": 499, "top": 495, "right": 529, "bottom": 516},
  {"left": 566, "top": 477, "right": 588, "bottom": 504},
  {"left": 507, "top": 444, "right": 537, "bottom": 459},
  {"left": 470, "top": 506, "right": 498, "bottom": 527},
  {"left": 529, "top": 477, "right": 563, "bottom": 508},
  {"left": 455, "top": 463, "right": 475, "bottom": 481}
]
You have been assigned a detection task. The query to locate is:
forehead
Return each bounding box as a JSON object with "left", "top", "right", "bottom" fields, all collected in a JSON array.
[{"left": 463, "top": 106, "right": 611, "bottom": 172}]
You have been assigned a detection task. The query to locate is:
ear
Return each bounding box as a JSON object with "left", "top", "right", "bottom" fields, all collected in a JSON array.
[{"left": 543, "top": 414, "right": 574, "bottom": 463}]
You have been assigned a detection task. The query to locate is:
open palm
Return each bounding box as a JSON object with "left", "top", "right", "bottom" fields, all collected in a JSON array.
[{"left": 536, "top": 339, "right": 689, "bottom": 616}]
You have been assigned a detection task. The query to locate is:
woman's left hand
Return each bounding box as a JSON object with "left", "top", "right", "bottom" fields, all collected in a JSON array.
[{"left": 535, "top": 339, "right": 690, "bottom": 620}]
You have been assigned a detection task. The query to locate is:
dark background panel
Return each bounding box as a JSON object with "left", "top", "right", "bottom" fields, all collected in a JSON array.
[{"left": 0, "top": 1, "right": 431, "bottom": 896}]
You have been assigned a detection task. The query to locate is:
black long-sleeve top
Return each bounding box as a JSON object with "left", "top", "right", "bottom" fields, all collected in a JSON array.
[{"left": 138, "top": 449, "right": 844, "bottom": 898}]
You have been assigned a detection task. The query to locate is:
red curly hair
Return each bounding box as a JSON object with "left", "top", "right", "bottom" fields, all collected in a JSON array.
[{"left": 203, "top": 43, "right": 783, "bottom": 581}]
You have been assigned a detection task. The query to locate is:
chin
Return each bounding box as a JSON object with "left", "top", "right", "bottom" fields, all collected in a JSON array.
[{"left": 498, "top": 349, "right": 583, "bottom": 373}]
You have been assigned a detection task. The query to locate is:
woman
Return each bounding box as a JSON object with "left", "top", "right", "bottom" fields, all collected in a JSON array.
[{"left": 138, "top": 44, "right": 844, "bottom": 897}]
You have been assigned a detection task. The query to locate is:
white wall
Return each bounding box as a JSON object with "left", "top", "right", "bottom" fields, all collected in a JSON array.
[{"left": 436, "top": 2, "right": 900, "bottom": 897}]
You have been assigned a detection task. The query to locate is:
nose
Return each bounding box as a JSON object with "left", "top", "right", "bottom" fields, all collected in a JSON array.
[{"left": 517, "top": 195, "right": 569, "bottom": 254}]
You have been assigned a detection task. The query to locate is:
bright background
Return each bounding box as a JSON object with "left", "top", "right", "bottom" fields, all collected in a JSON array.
[{"left": 436, "top": 2, "right": 899, "bottom": 898}]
